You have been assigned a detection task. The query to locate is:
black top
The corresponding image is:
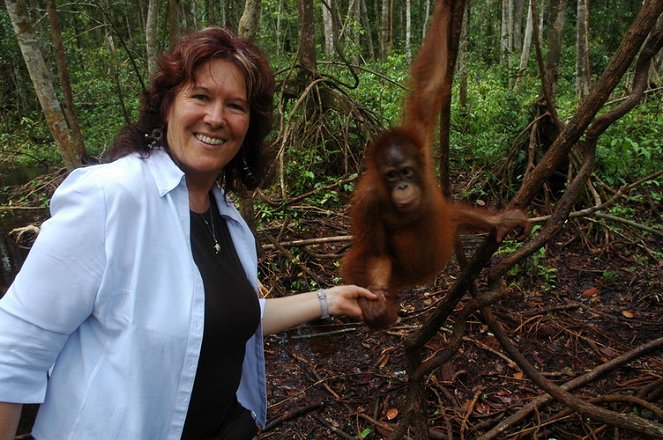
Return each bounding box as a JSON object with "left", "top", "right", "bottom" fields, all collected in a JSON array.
[{"left": 181, "top": 197, "right": 260, "bottom": 439}]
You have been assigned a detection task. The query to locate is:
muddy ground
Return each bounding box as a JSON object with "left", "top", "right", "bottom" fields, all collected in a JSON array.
[
  {"left": 11, "top": 202, "right": 662, "bottom": 440},
  {"left": 257, "top": 214, "right": 662, "bottom": 440}
]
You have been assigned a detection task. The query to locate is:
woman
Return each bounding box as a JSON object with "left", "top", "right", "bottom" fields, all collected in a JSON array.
[{"left": 0, "top": 27, "right": 375, "bottom": 440}]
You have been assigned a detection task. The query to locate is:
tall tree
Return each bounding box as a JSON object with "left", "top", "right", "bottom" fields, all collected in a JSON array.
[
  {"left": 168, "top": 0, "right": 180, "bottom": 48},
  {"left": 351, "top": 0, "right": 361, "bottom": 64},
  {"left": 380, "top": 0, "right": 390, "bottom": 59},
  {"left": 458, "top": 1, "right": 470, "bottom": 108},
  {"left": 544, "top": 0, "right": 567, "bottom": 105},
  {"left": 406, "top": 0, "right": 412, "bottom": 62},
  {"left": 322, "top": 0, "right": 335, "bottom": 57},
  {"left": 359, "top": 0, "right": 375, "bottom": 60},
  {"left": 297, "top": 0, "right": 316, "bottom": 76},
  {"left": 576, "top": 0, "right": 591, "bottom": 100},
  {"left": 45, "top": 0, "right": 87, "bottom": 161},
  {"left": 515, "top": 0, "right": 534, "bottom": 89},
  {"left": 146, "top": 0, "right": 158, "bottom": 77},
  {"left": 238, "top": 0, "right": 261, "bottom": 41},
  {"left": 500, "top": 0, "right": 513, "bottom": 66},
  {"left": 5, "top": 0, "right": 82, "bottom": 171},
  {"left": 513, "top": 0, "right": 525, "bottom": 52}
]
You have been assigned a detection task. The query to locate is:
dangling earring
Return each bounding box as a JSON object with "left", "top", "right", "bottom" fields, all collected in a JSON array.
[{"left": 145, "top": 128, "right": 163, "bottom": 149}]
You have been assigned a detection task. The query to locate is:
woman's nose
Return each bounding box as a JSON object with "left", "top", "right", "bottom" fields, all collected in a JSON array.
[{"left": 204, "top": 103, "right": 226, "bottom": 127}]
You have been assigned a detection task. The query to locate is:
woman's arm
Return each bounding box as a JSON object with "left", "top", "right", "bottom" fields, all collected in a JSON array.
[
  {"left": 262, "top": 285, "right": 376, "bottom": 335},
  {"left": 0, "top": 402, "right": 21, "bottom": 440}
]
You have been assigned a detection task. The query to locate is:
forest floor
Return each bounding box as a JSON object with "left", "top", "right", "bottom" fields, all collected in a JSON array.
[
  {"left": 257, "top": 210, "right": 662, "bottom": 440},
  {"left": 9, "top": 181, "right": 662, "bottom": 440}
]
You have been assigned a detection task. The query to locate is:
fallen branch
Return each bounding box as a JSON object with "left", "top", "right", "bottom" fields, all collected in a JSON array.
[
  {"left": 261, "top": 235, "right": 350, "bottom": 250},
  {"left": 263, "top": 401, "right": 325, "bottom": 432},
  {"left": 0, "top": 206, "right": 46, "bottom": 211},
  {"left": 290, "top": 326, "right": 359, "bottom": 339},
  {"left": 481, "top": 308, "right": 663, "bottom": 439},
  {"left": 508, "top": 393, "right": 663, "bottom": 438}
]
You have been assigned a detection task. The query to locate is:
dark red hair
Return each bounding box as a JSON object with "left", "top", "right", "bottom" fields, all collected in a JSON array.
[{"left": 110, "top": 27, "right": 275, "bottom": 191}]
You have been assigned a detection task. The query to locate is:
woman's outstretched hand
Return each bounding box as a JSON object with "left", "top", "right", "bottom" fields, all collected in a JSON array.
[{"left": 325, "top": 285, "right": 378, "bottom": 321}]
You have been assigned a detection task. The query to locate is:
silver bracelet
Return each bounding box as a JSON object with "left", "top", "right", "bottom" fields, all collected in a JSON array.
[{"left": 317, "top": 289, "right": 330, "bottom": 319}]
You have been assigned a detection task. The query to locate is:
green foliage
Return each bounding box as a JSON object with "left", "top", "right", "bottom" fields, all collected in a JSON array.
[
  {"left": 350, "top": 53, "right": 409, "bottom": 126},
  {"left": 358, "top": 427, "right": 373, "bottom": 439},
  {"left": 264, "top": 52, "right": 409, "bottom": 204},
  {"left": 450, "top": 61, "right": 534, "bottom": 166},
  {"left": 0, "top": 114, "right": 61, "bottom": 169},
  {"left": 257, "top": 0, "right": 299, "bottom": 57},
  {"left": 0, "top": 0, "right": 659, "bottom": 213},
  {"left": 71, "top": 44, "right": 142, "bottom": 157},
  {"left": 596, "top": 98, "right": 663, "bottom": 183},
  {"left": 501, "top": 225, "right": 557, "bottom": 291},
  {"left": 512, "top": 246, "right": 558, "bottom": 292}
]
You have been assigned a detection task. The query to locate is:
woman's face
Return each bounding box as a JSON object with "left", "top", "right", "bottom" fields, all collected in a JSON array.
[{"left": 166, "top": 58, "right": 250, "bottom": 187}]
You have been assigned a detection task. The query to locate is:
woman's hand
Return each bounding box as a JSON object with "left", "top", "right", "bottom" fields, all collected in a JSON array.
[{"left": 325, "top": 285, "right": 377, "bottom": 320}]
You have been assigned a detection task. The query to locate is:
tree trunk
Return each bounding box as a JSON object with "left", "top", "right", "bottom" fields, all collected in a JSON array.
[
  {"left": 146, "top": 0, "right": 158, "bottom": 78},
  {"left": 651, "top": 13, "right": 663, "bottom": 86},
  {"left": 359, "top": 0, "right": 375, "bottom": 60},
  {"left": 220, "top": 0, "right": 227, "bottom": 27},
  {"left": 515, "top": 0, "right": 534, "bottom": 88},
  {"left": 544, "top": 0, "right": 567, "bottom": 104},
  {"left": 5, "top": 0, "right": 81, "bottom": 171},
  {"left": 500, "top": 0, "right": 511, "bottom": 64},
  {"left": 458, "top": 1, "right": 470, "bottom": 109},
  {"left": 513, "top": 0, "right": 524, "bottom": 52},
  {"left": 297, "top": 0, "right": 316, "bottom": 75},
  {"left": 322, "top": 0, "right": 335, "bottom": 57},
  {"left": 406, "top": 0, "right": 412, "bottom": 63},
  {"left": 421, "top": 0, "right": 431, "bottom": 39},
  {"left": 576, "top": 0, "right": 591, "bottom": 100},
  {"left": 45, "top": 0, "right": 87, "bottom": 161},
  {"left": 352, "top": 0, "right": 361, "bottom": 64},
  {"left": 238, "top": 0, "right": 261, "bottom": 42},
  {"left": 380, "top": 0, "right": 389, "bottom": 59},
  {"left": 168, "top": 0, "right": 180, "bottom": 49},
  {"left": 438, "top": 0, "right": 467, "bottom": 197}
]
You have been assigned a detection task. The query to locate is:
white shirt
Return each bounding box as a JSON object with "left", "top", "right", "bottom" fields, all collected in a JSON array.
[{"left": 0, "top": 149, "right": 267, "bottom": 439}]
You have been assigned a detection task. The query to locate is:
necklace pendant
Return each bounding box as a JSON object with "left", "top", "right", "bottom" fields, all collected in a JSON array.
[{"left": 214, "top": 242, "right": 221, "bottom": 254}]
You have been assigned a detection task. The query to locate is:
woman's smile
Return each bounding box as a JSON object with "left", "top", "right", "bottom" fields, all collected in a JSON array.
[{"left": 195, "top": 133, "right": 226, "bottom": 146}]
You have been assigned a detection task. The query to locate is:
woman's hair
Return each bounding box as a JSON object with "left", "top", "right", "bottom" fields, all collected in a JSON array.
[{"left": 110, "top": 27, "right": 275, "bottom": 192}]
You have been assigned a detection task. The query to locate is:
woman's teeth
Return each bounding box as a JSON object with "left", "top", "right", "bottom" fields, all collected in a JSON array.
[{"left": 195, "top": 134, "right": 224, "bottom": 145}]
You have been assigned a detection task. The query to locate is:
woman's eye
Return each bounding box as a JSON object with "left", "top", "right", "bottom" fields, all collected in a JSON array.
[
  {"left": 229, "top": 102, "right": 248, "bottom": 112},
  {"left": 192, "top": 94, "right": 208, "bottom": 101}
]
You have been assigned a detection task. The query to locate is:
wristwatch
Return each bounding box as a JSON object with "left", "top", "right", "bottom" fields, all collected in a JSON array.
[{"left": 317, "top": 289, "right": 330, "bottom": 319}]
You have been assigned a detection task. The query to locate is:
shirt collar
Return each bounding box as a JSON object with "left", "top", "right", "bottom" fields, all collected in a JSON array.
[
  {"left": 144, "top": 148, "right": 187, "bottom": 197},
  {"left": 144, "top": 148, "right": 245, "bottom": 226}
]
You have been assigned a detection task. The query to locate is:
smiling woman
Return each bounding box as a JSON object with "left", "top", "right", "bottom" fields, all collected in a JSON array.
[
  {"left": 165, "top": 59, "right": 251, "bottom": 212},
  {"left": 0, "top": 27, "right": 376, "bottom": 440}
]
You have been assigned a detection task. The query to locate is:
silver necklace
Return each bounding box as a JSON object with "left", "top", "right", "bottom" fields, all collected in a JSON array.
[{"left": 200, "top": 209, "right": 221, "bottom": 254}]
